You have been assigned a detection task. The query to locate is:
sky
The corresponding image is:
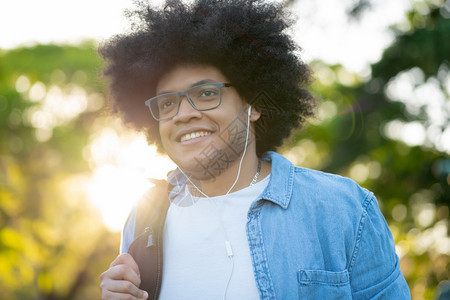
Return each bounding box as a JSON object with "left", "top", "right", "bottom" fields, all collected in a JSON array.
[{"left": 0, "top": 0, "right": 412, "bottom": 73}]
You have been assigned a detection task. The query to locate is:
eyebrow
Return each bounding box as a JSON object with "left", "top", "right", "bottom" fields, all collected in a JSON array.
[{"left": 157, "top": 79, "right": 217, "bottom": 95}]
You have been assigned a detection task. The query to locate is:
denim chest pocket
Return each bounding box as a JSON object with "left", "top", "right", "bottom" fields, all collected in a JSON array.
[{"left": 297, "top": 269, "right": 352, "bottom": 299}]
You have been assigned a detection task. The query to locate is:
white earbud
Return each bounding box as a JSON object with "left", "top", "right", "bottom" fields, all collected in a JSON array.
[{"left": 248, "top": 105, "right": 252, "bottom": 117}]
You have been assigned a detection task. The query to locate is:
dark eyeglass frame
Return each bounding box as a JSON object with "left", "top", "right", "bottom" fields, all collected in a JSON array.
[{"left": 144, "top": 82, "right": 233, "bottom": 121}]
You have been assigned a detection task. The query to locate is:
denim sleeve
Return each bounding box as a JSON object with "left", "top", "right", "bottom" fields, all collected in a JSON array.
[{"left": 349, "top": 194, "right": 411, "bottom": 299}]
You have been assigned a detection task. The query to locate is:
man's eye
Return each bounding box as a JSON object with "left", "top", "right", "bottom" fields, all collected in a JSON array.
[
  {"left": 202, "top": 90, "right": 215, "bottom": 97},
  {"left": 163, "top": 101, "right": 173, "bottom": 108},
  {"left": 199, "top": 88, "right": 219, "bottom": 98},
  {"left": 159, "top": 99, "right": 175, "bottom": 110}
]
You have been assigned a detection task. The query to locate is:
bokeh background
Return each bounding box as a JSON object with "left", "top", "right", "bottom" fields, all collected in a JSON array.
[{"left": 0, "top": 0, "right": 449, "bottom": 299}]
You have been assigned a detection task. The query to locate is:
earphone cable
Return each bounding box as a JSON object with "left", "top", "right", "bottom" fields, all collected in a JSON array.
[{"left": 176, "top": 105, "right": 252, "bottom": 300}]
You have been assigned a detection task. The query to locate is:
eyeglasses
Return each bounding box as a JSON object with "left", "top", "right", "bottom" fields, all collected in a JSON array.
[{"left": 145, "top": 82, "right": 232, "bottom": 121}]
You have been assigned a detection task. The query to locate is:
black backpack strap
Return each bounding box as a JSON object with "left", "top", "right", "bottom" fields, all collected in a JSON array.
[{"left": 127, "top": 179, "right": 171, "bottom": 299}]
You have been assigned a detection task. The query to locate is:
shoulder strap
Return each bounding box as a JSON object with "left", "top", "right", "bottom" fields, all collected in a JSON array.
[
  {"left": 128, "top": 179, "right": 171, "bottom": 299},
  {"left": 134, "top": 179, "right": 170, "bottom": 238}
]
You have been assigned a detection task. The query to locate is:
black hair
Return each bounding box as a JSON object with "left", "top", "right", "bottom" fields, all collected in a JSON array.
[{"left": 99, "top": 0, "right": 316, "bottom": 156}]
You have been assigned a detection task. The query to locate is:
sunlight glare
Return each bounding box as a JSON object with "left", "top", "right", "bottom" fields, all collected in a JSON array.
[
  {"left": 85, "top": 123, "right": 176, "bottom": 231},
  {"left": 29, "top": 82, "right": 46, "bottom": 102},
  {"left": 87, "top": 164, "right": 151, "bottom": 231},
  {"left": 384, "top": 67, "right": 450, "bottom": 153},
  {"left": 15, "top": 75, "right": 31, "bottom": 93}
]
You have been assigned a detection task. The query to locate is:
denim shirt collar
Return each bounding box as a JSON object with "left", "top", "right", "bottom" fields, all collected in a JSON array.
[
  {"left": 166, "top": 151, "right": 294, "bottom": 209},
  {"left": 258, "top": 151, "right": 294, "bottom": 209}
]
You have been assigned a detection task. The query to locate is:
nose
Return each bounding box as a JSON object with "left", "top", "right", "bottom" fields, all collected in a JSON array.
[{"left": 172, "top": 95, "right": 202, "bottom": 123}]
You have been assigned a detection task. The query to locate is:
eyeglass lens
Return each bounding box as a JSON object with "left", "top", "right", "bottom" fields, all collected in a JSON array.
[{"left": 150, "top": 83, "right": 222, "bottom": 120}]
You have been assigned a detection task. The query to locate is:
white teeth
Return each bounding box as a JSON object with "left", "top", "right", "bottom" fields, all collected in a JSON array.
[{"left": 181, "top": 131, "right": 211, "bottom": 142}]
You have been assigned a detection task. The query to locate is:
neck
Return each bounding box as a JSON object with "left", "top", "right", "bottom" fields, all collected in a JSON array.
[{"left": 187, "top": 150, "right": 260, "bottom": 197}]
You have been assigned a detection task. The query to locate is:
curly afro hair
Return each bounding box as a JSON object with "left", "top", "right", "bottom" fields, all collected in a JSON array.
[{"left": 99, "top": 0, "right": 316, "bottom": 156}]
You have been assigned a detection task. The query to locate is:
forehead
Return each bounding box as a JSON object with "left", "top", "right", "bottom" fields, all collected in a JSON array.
[{"left": 156, "top": 65, "right": 229, "bottom": 93}]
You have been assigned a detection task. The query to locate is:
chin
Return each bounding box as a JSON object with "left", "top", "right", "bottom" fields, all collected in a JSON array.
[
  {"left": 173, "top": 155, "right": 220, "bottom": 182},
  {"left": 167, "top": 137, "right": 243, "bottom": 181},
  {"left": 178, "top": 164, "right": 216, "bottom": 185}
]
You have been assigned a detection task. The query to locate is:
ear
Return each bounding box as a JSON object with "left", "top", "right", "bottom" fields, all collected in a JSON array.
[{"left": 249, "top": 106, "right": 261, "bottom": 122}]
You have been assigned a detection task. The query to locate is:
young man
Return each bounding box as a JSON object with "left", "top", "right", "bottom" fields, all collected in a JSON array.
[{"left": 99, "top": 0, "right": 411, "bottom": 299}]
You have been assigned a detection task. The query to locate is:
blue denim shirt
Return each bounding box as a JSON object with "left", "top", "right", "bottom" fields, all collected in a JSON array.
[
  {"left": 123, "top": 151, "right": 411, "bottom": 299},
  {"left": 250, "top": 151, "right": 411, "bottom": 299}
]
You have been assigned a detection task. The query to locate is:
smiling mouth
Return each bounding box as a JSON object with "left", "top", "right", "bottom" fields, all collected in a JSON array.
[{"left": 180, "top": 131, "right": 212, "bottom": 142}]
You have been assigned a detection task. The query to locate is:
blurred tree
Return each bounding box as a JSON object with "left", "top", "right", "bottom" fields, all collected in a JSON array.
[
  {"left": 285, "top": 0, "right": 449, "bottom": 299},
  {"left": 0, "top": 43, "right": 119, "bottom": 299}
]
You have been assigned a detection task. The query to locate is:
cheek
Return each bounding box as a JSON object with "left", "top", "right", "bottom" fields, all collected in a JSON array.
[
  {"left": 218, "top": 111, "right": 249, "bottom": 145},
  {"left": 158, "top": 123, "right": 170, "bottom": 148}
]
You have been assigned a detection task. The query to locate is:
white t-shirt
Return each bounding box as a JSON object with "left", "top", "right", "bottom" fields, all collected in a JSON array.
[{"left": 158, "top": 175, "right": 270, "bottom": 300}]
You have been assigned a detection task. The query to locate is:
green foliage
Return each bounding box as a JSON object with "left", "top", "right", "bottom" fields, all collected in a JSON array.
[
  {"left": 0, "top": 42, "right": 117, "bottom": 300},
  {"left": 373, "top": 5, "right": 450, "bottom": 79}
]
